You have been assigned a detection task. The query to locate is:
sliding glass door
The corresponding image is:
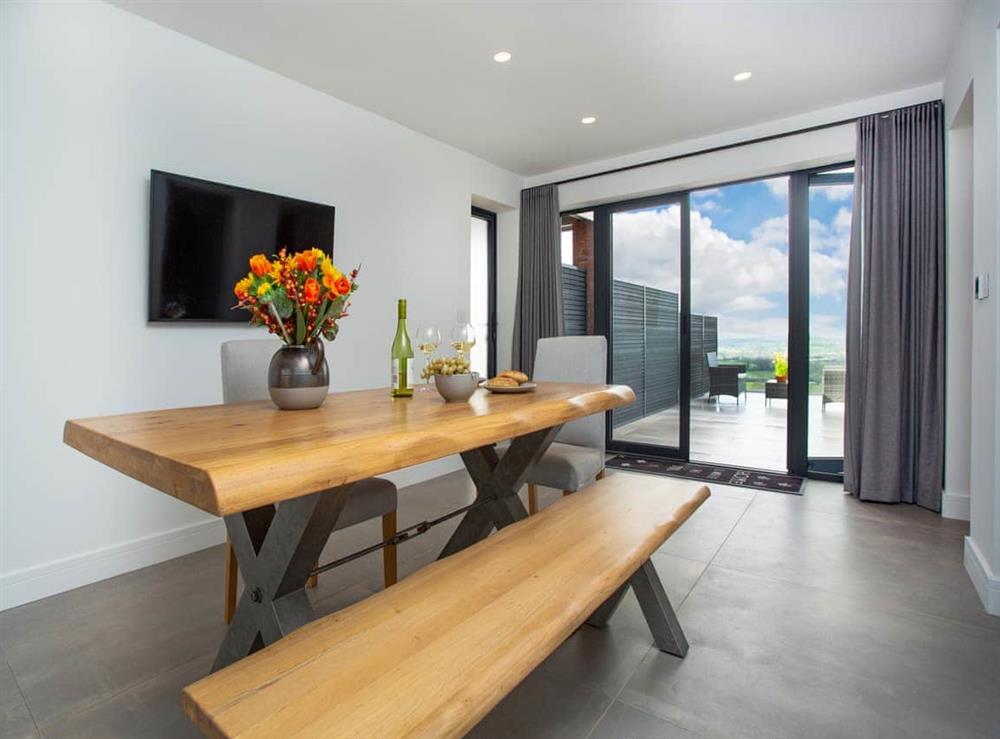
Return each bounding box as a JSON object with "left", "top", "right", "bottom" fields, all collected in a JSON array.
[
  {"left": 582, "top": 162, "right": 852, "bottom": 479},
  {"left": 600, "top": 194, "right": 689, "bottom": 459},
  {"left": 805, "top": 167, "right": 853, "bottom": 477},
  {"left": 689, "top": 177, "right": 790, "bottom": 471}
]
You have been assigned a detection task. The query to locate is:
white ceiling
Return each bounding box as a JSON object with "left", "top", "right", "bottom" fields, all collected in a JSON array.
[{"left": 112, "top": 0, "right": 964, "bottom": 177}]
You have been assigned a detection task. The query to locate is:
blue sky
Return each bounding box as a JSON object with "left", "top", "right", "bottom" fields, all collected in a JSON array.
[{"left": 611, "top": 175, "right": 851, "bottom": 352}]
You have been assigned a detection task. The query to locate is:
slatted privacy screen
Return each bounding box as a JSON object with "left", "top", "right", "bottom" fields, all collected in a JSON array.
[
  {"left": 560, "top": 266, "right": 717, "bottom": 431},
  {"left": 561, "top": 265, "right": 587, "bottom": 337}
]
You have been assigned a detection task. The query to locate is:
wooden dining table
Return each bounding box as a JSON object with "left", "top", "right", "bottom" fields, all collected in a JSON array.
[{"left": 64, "top": 382, "right": 634, "bottom": 671}]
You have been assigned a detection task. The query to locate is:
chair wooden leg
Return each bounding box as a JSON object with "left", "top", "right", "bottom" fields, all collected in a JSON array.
[
  {"left": 224, "top": 537, "right": 237, "bottom": 625},
  {"left": 306, "top": 570, "right": 318, "bottom": 589},
  {"left": 527, "top": 484, "right": 538, "bottom": 515},
  {"left": 563, "top": 490, "right": 572, "bottom": 497},
  {"left": 596, "top": 469, "right": 606, "bottom": 481},
  {"left": 382, "top": 511, "right": 397, "bottom": 588}
]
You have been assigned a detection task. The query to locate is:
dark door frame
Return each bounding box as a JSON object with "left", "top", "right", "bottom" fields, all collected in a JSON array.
[
  {"left": 594, "top": 191, "right": 691, "bottom": 462},
  {"left": 471, "top": 206, "right": 498, "bottom": 379},
  {"left": 578, "top": 161, "right": 853, "bottom": 479},
  {"left": 788, "top": 164, "right": 854, "bottom": 481}
]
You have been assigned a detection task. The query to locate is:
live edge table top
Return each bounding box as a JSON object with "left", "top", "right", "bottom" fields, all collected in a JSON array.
[{"left": 63, "top": 383, "right": 634, "bottom": 517}]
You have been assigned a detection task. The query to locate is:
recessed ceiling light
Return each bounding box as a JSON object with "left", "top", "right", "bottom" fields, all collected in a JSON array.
[
  {"left": 733, "top": 71, "right": 752, "bottom": 82},
  {"left": 581, "top": 116, "right": 597, "bottom": 125},
  {"left": 493, "top": 50, "right": 512, "bottom": 63}
]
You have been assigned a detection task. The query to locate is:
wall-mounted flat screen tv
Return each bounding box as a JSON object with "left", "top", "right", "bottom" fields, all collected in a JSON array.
[{"left": 149, "top": 170, "right": 335, "bottom": 321}]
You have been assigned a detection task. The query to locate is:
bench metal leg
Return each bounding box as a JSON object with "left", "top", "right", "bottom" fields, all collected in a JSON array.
[
  {"left": 439, "top": 425, "right": 562, "bottom": 559},
  {"left": 631, "top": 560, "right": 689, "bottom": 657},
  {"left": 585, "top": 560, "right": 689, "bottom": 658},
  {"left": 585, "top": 583, "right": 629, "bottom": 628},
  {"left": 211, "top": 485, "right": 353, "bottom": 672}
]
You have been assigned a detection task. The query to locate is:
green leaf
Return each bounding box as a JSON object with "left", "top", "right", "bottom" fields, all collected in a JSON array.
[{"left": 271, "top": 289, "right": 293, "bottom": 318}]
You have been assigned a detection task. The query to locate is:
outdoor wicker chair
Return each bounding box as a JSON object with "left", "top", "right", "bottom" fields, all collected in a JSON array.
[
  {"left": 822, "top": 367, "right": 846, "bottom": 409},
  {"left": 707, "top": 351, "right": 747, "bottom": 404}
]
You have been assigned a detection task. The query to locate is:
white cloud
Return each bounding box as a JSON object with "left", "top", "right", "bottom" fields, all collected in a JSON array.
[
  {"left": 608, "top": 199, "right": 852, "bottom": 343},
  {"left": 725, "top": 294, "right": 776, "bottom": 312},
  {"left": 817, "top": 184, "right": 852, "bottom": 202},
  {"left": 695, "top": 199, "right": 720, "bottom": 212},
  {"left": 612, "top": 208, "right": 788, "bottom": 340},
  {"left": 692, "top": 187, "right": 723, "bottom": 198},
  {"left": 808, "top": 206, "right": 851, "bottom": 297},
  {"left": 810, "top": 313, "right": 846, "bottom": 341},
  {"left": 764, "top": 177, "right": 789, "bottom": 199}
]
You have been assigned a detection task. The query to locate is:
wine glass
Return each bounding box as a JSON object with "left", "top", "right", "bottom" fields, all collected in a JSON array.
[
  {"left": 450, "top": 323, "right": 476, "bottom": 360},
  {"left": 415, "top": 324, "right": 441, "bottom": 391}
]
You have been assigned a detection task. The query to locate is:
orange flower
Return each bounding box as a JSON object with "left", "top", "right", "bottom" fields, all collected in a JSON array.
[
  {"left": 295, "top": 250, "right": 318, "bottom": 272},
  {"left": 234, "top": 275, "right": 252, "bottom": 299},
  {"left": 303, "top": 277, "right": 321, "bottom": 303},
  {"left": 249, "top": 254, "right": 271, "bottom": 277},
  {"left": 333, "top": 276, "right": 351, "bottom": 296}
]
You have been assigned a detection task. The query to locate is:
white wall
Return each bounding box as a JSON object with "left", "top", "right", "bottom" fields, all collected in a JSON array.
[
  {"left": 0, "top": 0, "right": 522, "bottom": 609},
  {"left": 944, "top": 104, "right": 974, "bottom": 522},
  {"left": 943, "top": 0, "right": 1000, "bottom": 615}
]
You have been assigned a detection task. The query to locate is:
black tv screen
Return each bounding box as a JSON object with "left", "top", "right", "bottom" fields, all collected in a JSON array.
[{"left": 149, "top": 170, "right": 335, "bottom": 321}]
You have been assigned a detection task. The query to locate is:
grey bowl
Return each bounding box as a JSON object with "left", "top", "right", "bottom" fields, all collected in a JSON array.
[{"left": 434, "top": 373, "right": 478, "bottom": 402}]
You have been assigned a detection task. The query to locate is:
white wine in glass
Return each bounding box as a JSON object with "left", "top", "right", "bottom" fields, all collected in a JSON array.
[
  {"left": 450, "top": 323, "right": 476, "bottom": 359},
  {"left": 415, "top": 324, "right": 441, "bottom": 391}
]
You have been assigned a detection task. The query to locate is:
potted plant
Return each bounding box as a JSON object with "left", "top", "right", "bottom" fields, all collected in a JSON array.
[
  {"left": 233, "top": 248, "right": 359, "bottom": 409},
  {"left": 773, "top": 351, "right": 789, "bottom": 383}
]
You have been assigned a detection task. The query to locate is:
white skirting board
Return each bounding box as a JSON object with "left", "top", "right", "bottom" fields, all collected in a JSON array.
[
  {"left": 0, "top": 517, "right": 227, "bottom": 612},
  {"left": 964, "top": 536, "right": 1000, "bottom": 616},
  {"left": 941, "top": 490, "right": 971, "bottom": 520},
  {"left": 0, "top": 456, "right": 465, "bottom": 612}
]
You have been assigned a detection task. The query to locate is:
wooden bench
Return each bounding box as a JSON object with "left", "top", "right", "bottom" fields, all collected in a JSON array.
[{"left": 182, "top": 473, "right": 710, "bottom": 739}]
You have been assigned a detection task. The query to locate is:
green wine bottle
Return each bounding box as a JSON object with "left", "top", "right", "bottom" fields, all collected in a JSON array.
[{"left": 390, "top": 298, "right": 414, "bottom": 397}]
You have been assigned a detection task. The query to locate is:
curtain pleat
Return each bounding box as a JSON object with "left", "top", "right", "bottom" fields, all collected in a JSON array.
[
  {"left": 844, "top": 102, "right": 945, "bottom": 510},
  {"left": 512, "top": 185, "right": 563, "bottom": 377}
]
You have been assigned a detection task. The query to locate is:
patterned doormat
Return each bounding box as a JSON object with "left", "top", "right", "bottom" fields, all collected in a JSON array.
[{"left": 606, "top": 455, "right": 804, "bottom": 495}]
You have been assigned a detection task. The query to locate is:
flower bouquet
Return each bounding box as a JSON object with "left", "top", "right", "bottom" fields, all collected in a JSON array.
[
  {"left": 233, "top": 249, "right": 359, "bottom": 409},
  {"left": 234, "top": 248, "right": 358, "bottom": 344}
]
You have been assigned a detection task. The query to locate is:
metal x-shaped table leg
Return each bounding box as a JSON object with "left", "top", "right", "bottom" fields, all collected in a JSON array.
[
  {"left": 438, "top": 425, "right": 562, "bottom": 559},
  {"left": 211, "top": 484, "right": 354, "bottom": 672}
]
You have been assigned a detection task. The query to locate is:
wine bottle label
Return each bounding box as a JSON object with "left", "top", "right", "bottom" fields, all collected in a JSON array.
[{"left": 391, "top": 357, "right": 412, "bottom": 396}]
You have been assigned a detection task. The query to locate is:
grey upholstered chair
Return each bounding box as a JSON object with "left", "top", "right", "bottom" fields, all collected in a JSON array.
[
  {"left": 521, "top": 336, "right": 608, "bottom": 514},
  {"left": 220, "top": 340, "right": 398, "bottom": 624}
]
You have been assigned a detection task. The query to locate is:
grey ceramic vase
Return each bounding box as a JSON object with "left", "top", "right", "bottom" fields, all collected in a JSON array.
[{"left": 268, "top": 341, "right": 329, "bottom": 410}]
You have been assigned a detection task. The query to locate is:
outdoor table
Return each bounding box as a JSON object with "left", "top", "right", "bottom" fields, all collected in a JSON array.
[{"left": 63, "top": 382, "right": 633, "bottom": 671}]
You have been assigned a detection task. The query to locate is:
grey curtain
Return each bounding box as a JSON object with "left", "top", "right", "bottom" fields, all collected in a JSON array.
[
  {"left": 844, "top": 101, "right": 944, "bottom": 510},
  {"left": 512, "top": 185, "right": 564, "bottom": 377}
]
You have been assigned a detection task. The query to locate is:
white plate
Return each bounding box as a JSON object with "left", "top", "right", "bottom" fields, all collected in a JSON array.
[{"left": 480, "top": 381, "right": 537, "bottom": 394}]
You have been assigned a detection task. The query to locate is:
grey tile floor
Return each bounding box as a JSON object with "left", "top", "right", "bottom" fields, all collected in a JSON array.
[{"left": 2, "top": 470, "right": 997, "bottom": 738}]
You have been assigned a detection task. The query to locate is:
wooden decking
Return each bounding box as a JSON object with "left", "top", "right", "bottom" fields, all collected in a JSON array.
[{"left": 614, "top": 392, "right": 843, "bottom": 472}]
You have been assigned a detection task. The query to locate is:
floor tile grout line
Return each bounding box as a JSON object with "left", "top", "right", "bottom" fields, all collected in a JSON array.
[
  {"left": 4, "top": 656, "right": 41, "bottom": 735},
  {"left": 595, "top": 485, "right": 760, "bottom": 735},
  {"left": 750, "top": 482, "right": 969, "bottom": 538},
  {"left": 703, "top": 559, "right": 1000, "bottom": 636},
  {"left": 702, "top": 488, "right": 759, "bottom": 569},
  {"left": 30, "top": 648, "right": 218, "bottom": 733},
  {"left": 581, "top": 692, "right": 619, "bottom": 739}
]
